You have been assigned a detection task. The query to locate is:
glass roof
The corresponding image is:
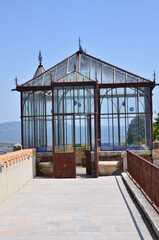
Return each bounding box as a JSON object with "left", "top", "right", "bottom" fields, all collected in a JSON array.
[{"left": 22, "top": 51, "right": 152, "bottom": 87}]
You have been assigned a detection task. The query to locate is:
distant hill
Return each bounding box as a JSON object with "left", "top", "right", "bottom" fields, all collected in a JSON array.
[
  {"left": 0, "top": 120, "right": 126, "bottom": 145},
  {"left": 0, "top": 121, "right": 21, "bottom": 143}
]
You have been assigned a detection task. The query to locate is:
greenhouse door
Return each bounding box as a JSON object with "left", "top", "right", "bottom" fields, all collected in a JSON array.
[
  {"left": 52, "top": 81, "right": 98, "bottom": 178},
  {"left": 53, "top": 114, "right": 75, "bottom": 178},
  {"left": 75, "top": 114, "right": 92, "bottom": 175}
]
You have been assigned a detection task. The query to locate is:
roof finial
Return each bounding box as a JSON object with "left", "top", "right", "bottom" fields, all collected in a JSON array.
[
  {"left": 79, "top": 37, "right": 83, "bottom": 52},
  {"left": 38, "top": 50, "right": 42, "bottom": 66},
  {"left": 79, "top": 37, "right": 81, "bottom": 51},
  {"left": 154, "top": 71, "right": 156, "bottom": 82},
  {"left": 15, "top": 76, "right": 18, "bottom": 87}
]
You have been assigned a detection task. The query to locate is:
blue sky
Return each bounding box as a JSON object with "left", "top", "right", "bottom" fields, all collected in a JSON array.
[{"left": 0, "top": 0, "right": 159, "bottom": 123}]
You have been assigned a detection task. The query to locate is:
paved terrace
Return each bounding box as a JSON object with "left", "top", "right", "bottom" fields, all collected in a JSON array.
[{"left": 0, "top": 176, "right": 157, "bottom": 240}]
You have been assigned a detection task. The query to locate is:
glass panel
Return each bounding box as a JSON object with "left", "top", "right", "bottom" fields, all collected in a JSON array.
[
  {"left": 101, "top": 116, "right": 113, "bottom": 150},
  {"left": 23, "top": 118, "right": 26, "bottom": 148},
  {"left": 138, "top": 92, "right": 145, "bottom": 113},
  {"left": 101, "top": 96, "right": 107, "bottom": 114},
  {"left": 55, "top": 88, "right": 63, "bottom": 114},
  {"left": 46, "top": 117, "right": 52, "bottom": 151},
  {"left": 127, "top": 114, "right": 138, "bottom": 149},
  {"left": 68, "top": 54, "right": 78, "bottom": 73},
  {"left": 84, "top": 116, "right": 91, "bottom": 150},
  {"left": 145, "top": 114, "right": 152, "bottom": 148},
  {"left": 91, "top": 59, "right": 101, "bottom": 82},
  {"left": 120, "top": 115, "right": 126, "bottom": 149},
  {"left": 90, "top": 116, "right": 94, "bottom": 151},
  {"left": 90, "top": 88, "right": 94, "bottom": 113},
  {"left": 126, "top": 88, "right": 137, "bottom": 114},
  {"left": 81, "top": 117, "right": 86, "bottom": 147},
  {"left": 34, "top": 117, "right": 46, "bottom": 150},
  {"left": 23, "top": 92, "right": 34, "bottom": 117},
  {"left": 113, "top": 116, "right": 119, "bottom": 149},
  {"left": 80, "top": 54, "right": 90, "bottom": 77},
  {"left": 78, "top": 89, "right": 84, "bottom": 113},
  {"left": 23, "top": 93, "right": 28, "bottom": 116},
  {"left": 54, "top": 116, "right": 64, "bottom": 153},
  {"left": 137, "top": 114, "right": 151, "bottom": 149},
  {"left": 50, "top": 68, "right": 55, "bottom": 82},
  {"left": 138, "top": 114, "right": 146, "bottom": 146},
  {"left": 112, "top": 89, "right": 117, "bottom": 113},
  {"left": 117, "top": 88, "right": 124, "bottom": 95},
  {"left": 34, "top": 118, "right": 39, "bottom": 148},
  {"left": 75, "top": 117, "right": 80, "bottom": 146},
  {"left": 46, "top": 91, "right": 52, "bottom": 115},
  {"left": 43, "top": 70, "right": 52, "bottom": 85},
  {"left": 55, "top": 60, "right": 67, "bottom": 81},
  {"left": 84, "top": 87, "right": 94, "bottom": 113},
  {"left": 34, "top": 92, "right": 45, "bottom": 116},
  {"left": 108, "top": 99, "right": 112, "bottom": 114},
  {"left": 74, "top": 88, "right": 85, "bottom": 114},
  {"left": 115, "top": 69, "right": 125, "bottom": 83},
  {"left": 32, "top": 75, "right": 42, "bottom": 86},
  {"left": 100, "top": 89, "right": 112, "bottom": 114},
  {"left": 126, "top": 73, "right": 138, "bottom": 83},
  {"left": 138, "top": 87, "right": 150, "bottom": 113},
  {"left": 58, "top": 71, "right": 92, "bottom": 83},
  {"left": 119, "top": 98, "right": 126, "bottom": 114},
  {"left": 102, "top": 64, "right": 113, "bottom": 83},
  {"left": 64, "top": 87, "right": 73, "bottom": 113},
  {"left": 64, "top": 72, "right": 74, "bottom": 82},
  {"left": 85, "top": 88, "right": 89, "bottom": 113},
  {"left": 64, "top": 116, "right": 74, "bottom": 152},
  {"left": 28, "top": 117, "right": 34, "bottom": 148}
]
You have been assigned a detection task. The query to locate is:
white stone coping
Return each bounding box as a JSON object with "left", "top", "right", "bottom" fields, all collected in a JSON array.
[{"left": 122, "top": 172, "right": 159, "bottom": 238}]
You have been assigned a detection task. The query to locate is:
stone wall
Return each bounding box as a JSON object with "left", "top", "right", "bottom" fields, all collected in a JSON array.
[
  {"left": 0, "top": 149, "right": 36, "bottom": 204},
  {"left": 152, "top": 141, "right": 159, "bottom": 167}
]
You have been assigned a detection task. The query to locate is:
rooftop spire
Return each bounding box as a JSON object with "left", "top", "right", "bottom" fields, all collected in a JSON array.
[
  {"left": 33, "top": 50, "right": 45, "bottom": 78},
  {"left": 38, "top": 50, "right": 42, "bottom": 66},
  {"left": 15, "top": 76, "right": 18, "bottom": 87},
  {"left": 79, "top": 37, "right": 84, "bottom": 52},
  {"left": 154, "top": 71, "right": 156, "bottom": 82}
]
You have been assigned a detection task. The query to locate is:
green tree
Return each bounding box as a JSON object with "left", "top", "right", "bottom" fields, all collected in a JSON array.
[
  {"left": 128, "top": 115, "right": 145, "bottom": 144},
  {"left": 153, "top": 113, "right": 159, "bottom": 140}
]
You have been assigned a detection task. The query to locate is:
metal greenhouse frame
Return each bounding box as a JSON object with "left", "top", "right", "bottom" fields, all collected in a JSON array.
[{"left": 15, "top": 49, "right": 155, "bottom": 178}]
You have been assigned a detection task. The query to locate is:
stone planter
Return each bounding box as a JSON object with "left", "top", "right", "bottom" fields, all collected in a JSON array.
[
  {"left": 37, "top": 162, "right": 53, "bottom": 177},
  {"left": 99, "top": 161, "right": 123, "bottom": 176}
]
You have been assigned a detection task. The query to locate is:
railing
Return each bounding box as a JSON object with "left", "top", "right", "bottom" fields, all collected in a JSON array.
[{"left": 127, "top": 150, "right": 159, "bottom": 210}]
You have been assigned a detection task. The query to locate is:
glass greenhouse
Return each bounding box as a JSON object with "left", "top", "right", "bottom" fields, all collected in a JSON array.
[{"left": 15, "top": 48, "right": 155, "bottom": 177}]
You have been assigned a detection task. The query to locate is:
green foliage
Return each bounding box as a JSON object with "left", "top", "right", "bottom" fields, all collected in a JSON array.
[
  {"left": 127, "top": 115, "right": 145, "bottom": 144},
  {"left": 144, "top": 147, "right": 151, "bottom": 159},
  {"left": 153, "top": 113, "right": 159, "bottom": 140}
]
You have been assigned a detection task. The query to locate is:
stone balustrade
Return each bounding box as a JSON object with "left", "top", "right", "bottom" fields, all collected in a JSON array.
[{"left": 0, "top": 149, "right": 36, "bottom": 204}]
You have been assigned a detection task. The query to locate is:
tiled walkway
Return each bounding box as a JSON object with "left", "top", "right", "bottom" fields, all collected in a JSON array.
[{"left": 0, "top": 176, "right": 157, "bottom": 240}]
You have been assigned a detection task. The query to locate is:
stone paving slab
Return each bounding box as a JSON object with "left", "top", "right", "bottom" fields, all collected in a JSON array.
[{"left": 0, "top": 176, "right": 157, "bottom": 239}]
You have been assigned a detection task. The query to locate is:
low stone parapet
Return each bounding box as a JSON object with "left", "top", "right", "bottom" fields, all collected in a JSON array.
[
  {"left": 99, "top": 160, "right": 123, "bottom": 176},
  {"left": 100, "top": 151, "right": 122, "bottom": 161},
  {"left": 0, "top": 149, "right": 36, "bottom": 204}
]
